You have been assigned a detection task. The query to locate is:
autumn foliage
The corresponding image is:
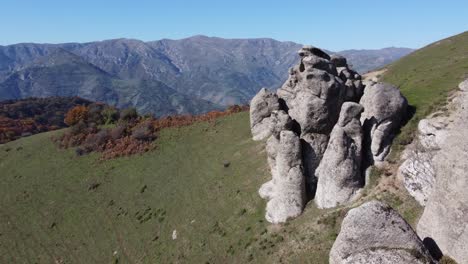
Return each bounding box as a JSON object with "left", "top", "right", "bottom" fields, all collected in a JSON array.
[
  {"left": 56, "top": 104, "right": 249, "bottom": 160},
  {"left": 64, "top": 106, "right": 89, "bottom": 126},
  {"left": 0, "top": 97, "right": 91, "bottom": 144}
]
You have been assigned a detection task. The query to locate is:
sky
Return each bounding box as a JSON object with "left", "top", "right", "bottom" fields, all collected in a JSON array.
[{"left": 0, "top": 0, "right": 467, "bottom": 51}]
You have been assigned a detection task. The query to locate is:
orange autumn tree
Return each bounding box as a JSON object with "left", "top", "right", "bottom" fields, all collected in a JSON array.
[{"left": 64, "top": 105, "right": 89, "bottom": 126}]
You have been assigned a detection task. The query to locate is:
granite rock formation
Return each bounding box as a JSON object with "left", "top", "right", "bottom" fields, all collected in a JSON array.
[
  {"left": 259, "top": 131, "right": 306, "bottom": 224},
  {"left": 399, "top": 116, "right": 448, "bottom": 205},
  {"left": 330, "top": 201, "right": 435, "bottom": 264},
  {"left": 417, "top": 79, "right": 468, "bottom": 263},
  {"left": 250, "top": 46, "right": 408, "bottom": 223},
  {"left": 315, "top": 102, "right": 364, "bottom": 208},
  {"left": 359, "top": 82, "right": 408, "bottom": 164}
]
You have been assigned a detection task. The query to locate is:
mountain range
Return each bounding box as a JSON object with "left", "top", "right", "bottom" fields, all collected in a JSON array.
[{"left": 0, "top": 36, "right": 413, "bottom": 116}]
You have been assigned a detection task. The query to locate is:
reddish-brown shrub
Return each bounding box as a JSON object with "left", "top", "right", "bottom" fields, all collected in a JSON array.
[
  {"left": 101, "top": 136, "right": 154, "bottom": 160},
  {"left": 64, "top": 106, "right": 89, "bottom": 126},
  {"left": 83, "top": 129, "right": 110, "bottom": 151},
  {"left": 131, "top": 120, "right": 154, "bottom": 141},
  {"left": 110, "top": 125, "right": 127, "bottom": 140},
  {"left": 56, "top": 104, "right": 249, "bottom": 160}
]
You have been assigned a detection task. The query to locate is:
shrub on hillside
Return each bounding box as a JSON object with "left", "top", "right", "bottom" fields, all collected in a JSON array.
[
  {"left": 110, "top": 125, "right": 127, "bottom": 140},
  {"left": 64, "top": 106, "right": 89, "bottom": 126},
  {"left": 87, "top": 103, "right": 106, "bottom": 125},
  {"left": 83, "top": 129, "right": 110, "bottom": 151},
  {"left": 70, "top": 120, "right": 88, "bottom": 135},
  {"left": 0, "top": 97, "right": 92, "bottom": 143},
  {"left": 120, "top": 107, "right": 138, "bottom": 121},
  {"left": 56, "top": 104, "right": 249, "bottom": 160},
  {"left": 131, "top": 120, "right": 155, "bottom": 141},
  {"left": 102, "top": 106, "right": 119, "bottom": 124}
]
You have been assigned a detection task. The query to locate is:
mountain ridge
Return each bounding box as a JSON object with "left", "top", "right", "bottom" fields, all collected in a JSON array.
[{"left": 0, "top": 36, "right": 414, "bottom": 115}]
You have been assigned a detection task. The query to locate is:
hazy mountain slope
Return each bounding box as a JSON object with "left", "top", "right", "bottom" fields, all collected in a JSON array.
[
  {"left": 150, "top": 36, "right": 302, "bottom": 105},
  {"left": 0, "top": 43, "right": 54, "bottom": 82},
  {"left": 0, "top": 37, "right": 413, "bottom": 113},
  {"left": 339, "top": 47, "right": 414, "bottom": 73},
  {"left": 0, "top": 49, "right": 119, "bottom": 102},
  {"left": 61, "top": 39, "right": 181, "bottom": 82},
  {"left": 0, "top": 49, "right": 219, "bottom": 116}
]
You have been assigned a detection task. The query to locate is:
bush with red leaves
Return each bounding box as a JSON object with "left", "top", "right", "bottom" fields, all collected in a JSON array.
[
  {"left": 55, "top": 104, "right": 249, "bottom": 160},
  {"left": 64, "top": 106, "right": 89, "bottom": 126},
  {"left": 0, "top": 97, "right": 91, "bottom": 143}
]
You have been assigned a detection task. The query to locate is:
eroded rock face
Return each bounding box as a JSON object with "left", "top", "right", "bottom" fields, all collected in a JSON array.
[
  {"left": 276, "top": 46, "right": 360, "bottom": 197},
  {"left": 330, "top": 201, "right": 435, "bottom": 264},
  {"left": 400, "top": 149, "right": 436, "bottom": 206},
  {"left": 277, "top": 46, "right": 346, "bottom": 135},
  {"left": 259, "top": 131, "right": 306, "bottom": 224},
  {"left": 399, "top": 115, "right": 448, "bottom": 206},
  {"left": 359, "top": 82, "right": 408, "bottom": 163},
  {"left": 417, "top": 79, "right": 468, "bottom": 263},
  {"left": 250, "top": 88, "right": 292, "bottom": 140},
  {"left": 315, "top": 102, "right": 364, "bottom": 208}
]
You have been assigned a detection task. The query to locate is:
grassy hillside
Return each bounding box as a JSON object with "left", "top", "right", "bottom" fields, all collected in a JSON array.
[
  {"left": 0, "top": 112, "right": 350, "bottom": 263},
  {"left": 382, "top": 31, "right": 468, "bottom": 149},
  {"left": 2, "top": 32, "right": 467, "bottom": 263}
]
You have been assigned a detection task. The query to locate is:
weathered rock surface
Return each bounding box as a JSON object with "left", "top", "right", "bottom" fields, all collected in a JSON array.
[
  {"left": 330, "top": 201, "right": 435, "bottom": 264},
  {"left": 251, "top": 45, "right": 410, "bottom": 223},
  {"left": 360, "top": 82, "right": 408, "bottom": 163},
  {"left": 333, "top": 55, "right": 364, "bottom": 102},
  {"left": 250, "top": 88, "right": 293, "bottom": 141},
  {"left": 315, "top": 102, "right": 364, "bottom": 208},
  {"left": 400, "top": 149, "right": 436, "bottom": 206},
  {"left": 276, "top": 46, "right": 362, "bottom": 197},
  {"left": 417, "top": 79, "right": 468, "bottom": 263},
  {"left": 277, "top": 46, "right": 346, "bottom": 135},
  {"left": 259, "top": 131, "right": 306, "bottom": 223},
  {"left": 399, "top": 115, "right": 448, "bottom": 206}
]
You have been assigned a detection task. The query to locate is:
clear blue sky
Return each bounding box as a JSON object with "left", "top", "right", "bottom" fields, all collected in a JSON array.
[{"left": 1, "top": 0, "right": 467, "bottom": 50}]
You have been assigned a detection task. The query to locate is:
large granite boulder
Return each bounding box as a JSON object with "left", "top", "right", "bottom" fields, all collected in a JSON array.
[
  {"left": 315, "top": 102, "right": 364, "bottom": 208},
  {"left": 359, "top": 82, "right": 408, "bottom": 163},
  {"left": 417, "top": 79, "right": 468, "bottom": 263},
  {"left": 330, "top": 201, "right": 435, "bottom": 264},
  {"left": 259, "top": 130, "right": 306, "bottom": 223}
]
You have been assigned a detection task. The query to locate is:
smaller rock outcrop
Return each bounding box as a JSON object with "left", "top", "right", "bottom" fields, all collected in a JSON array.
[
  {"left": 331, "top": 55, "right": 364, "bottom": 102},
  {"left": 417, "top": 78, "right": 468, "bottom": 263},
  {"left": 330, "top": 201, "right": 435, "bottom": 264},
  {"left": 277, "top": 46, "right": 346, "bottom": 135},
  {"left": 314, "top": 102, "right": 364, "bottom": 208},
  {"left": 259, "top": 130, "right": 306, "bottom": 224},
  {"left": 399, "top": 115, "right": 448, "bottom": 205},
  {"left": 250, "top": 88, "right": 292, "bottom": 141},
  {"left": 360, "top": 82, "right": 408, "bottom": 163}
]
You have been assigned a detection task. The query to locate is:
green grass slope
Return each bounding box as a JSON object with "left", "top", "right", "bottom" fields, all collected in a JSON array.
[
  {"left": 0, "top": 112, "right": 344, "bottom": 264},
  {"left": 2, "top": 32, "right": 467, "bottom": 264},
  {"left": 382, "top": 31, "right": 468, "bottom": 148}
]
